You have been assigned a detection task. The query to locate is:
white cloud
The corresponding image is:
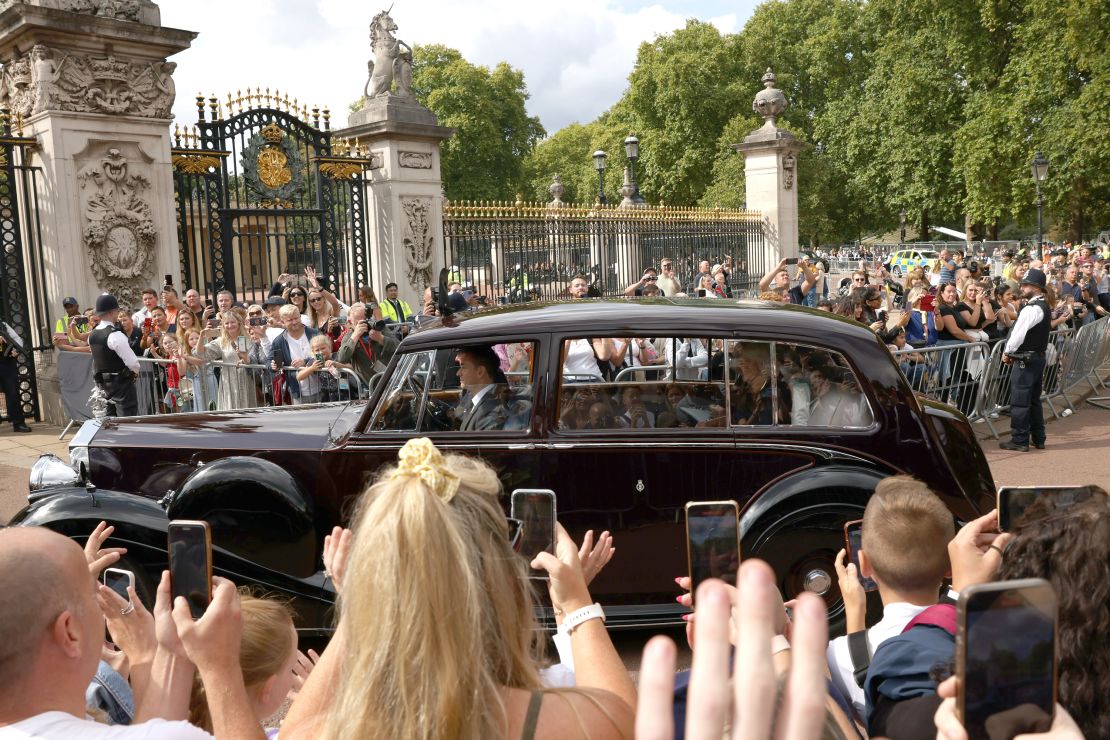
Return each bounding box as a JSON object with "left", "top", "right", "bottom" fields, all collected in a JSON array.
[{"left": 158, "top": 0, "right": 757, "bottom": 134}]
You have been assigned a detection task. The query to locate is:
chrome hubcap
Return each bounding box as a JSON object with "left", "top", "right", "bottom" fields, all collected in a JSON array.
[{"left": 803, "top": 568, "right": 832, "bottom": 595}]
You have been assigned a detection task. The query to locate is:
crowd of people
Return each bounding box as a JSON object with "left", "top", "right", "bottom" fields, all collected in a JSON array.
[
  {"left": 54, "top": 268, "right": 403, "bottom": 414},
  {"left": 0, "top": 438, "right": 1104, "bottom": 739}
]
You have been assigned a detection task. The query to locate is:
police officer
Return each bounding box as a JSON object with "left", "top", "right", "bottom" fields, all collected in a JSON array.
[
  {"left": 0, "top": 315, "right": 31, "bottom": 432},
  {"left": 89, "top": 293, "right": 140, "bottom": 417},
  {"left": 1000, "top": 268, "right": 1050, "bottom": 451}
]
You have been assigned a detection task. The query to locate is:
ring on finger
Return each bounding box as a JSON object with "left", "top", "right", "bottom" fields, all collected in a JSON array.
[
  {"left": 988, "top": 544, "right": 1004, "bottom": 557},
  {"left": 120, "top": 602, "right": 135, "bottom": 616}
]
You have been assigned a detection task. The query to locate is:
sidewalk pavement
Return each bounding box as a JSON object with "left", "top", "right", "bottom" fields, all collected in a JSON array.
[{"left": 2, "top": 394, "right": 1108, "bottom": 524}]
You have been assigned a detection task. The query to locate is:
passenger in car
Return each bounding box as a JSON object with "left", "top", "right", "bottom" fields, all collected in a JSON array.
[
  {"left": 491, "top": 384, "right": 532, "bottom": 431},
  {"left": 453, "top": 345, "right": 510, "bottom": 431},
  {"left": 709, "top": 343, "right": 790, "bottom": 426},
  {"left": 809, "top": 364, "right": 869, "bottom": 427},
  {"left": 615, "top": 385, "right": 655, "bottom": 428},
  {"left": 779, "top": 348, "right": 812, "bottom": 426}
]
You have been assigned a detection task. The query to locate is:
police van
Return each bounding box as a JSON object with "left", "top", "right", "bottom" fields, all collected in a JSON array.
[{"left": 887, "top": 248, "right": 940, "bottom": 277}]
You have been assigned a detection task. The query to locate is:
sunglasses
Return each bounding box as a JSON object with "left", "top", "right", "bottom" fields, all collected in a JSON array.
[
  {"left": 505, "top": 517, "right": 523, "bottom": 552},
  {"left": 853, "top": 278, "right": 867, "bottom": 282},
  {"left": 644, "top": 276, "right": 658, "bottom": 282},
  {"left": 290, "top": 292, "right": 306, "bottom": 298},
  {"left": 248, "top": 311, "right": 263, "bottom": 317},
  {"left": 309, "top": 296, "right": 324, "bottom": 303}
]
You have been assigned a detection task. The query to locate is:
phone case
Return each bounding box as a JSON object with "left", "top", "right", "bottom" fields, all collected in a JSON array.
[
  {"left": 685, "top": 500, "right": 740, "bottom": 600},
  {"left": 167, "top": 520, "right": 213, "bottom": 617}
]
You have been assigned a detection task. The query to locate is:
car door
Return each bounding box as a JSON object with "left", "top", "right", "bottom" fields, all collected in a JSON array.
[{"left": 537, "top": 335, "right": 739, "bottom": 612}]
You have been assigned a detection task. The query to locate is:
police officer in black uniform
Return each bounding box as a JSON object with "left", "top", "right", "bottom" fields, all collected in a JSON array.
[
  {"left": 89, "top": 293, "right": 140, "bottom": 417},
  {"left": 1000, "top": 268, "right": 1050, "bottom": 451},
  {"left": 0, "top": 315, "right": 31, "bottom": 432}
]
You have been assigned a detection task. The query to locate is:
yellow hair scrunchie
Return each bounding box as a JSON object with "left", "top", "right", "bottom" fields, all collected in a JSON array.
[{"left": 392, "top": 437, "right": 460, "bottom": 502}]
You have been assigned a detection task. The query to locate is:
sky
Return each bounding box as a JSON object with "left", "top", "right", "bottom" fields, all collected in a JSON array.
[{"left": 158, "top": 0, "right": 761, "bottom": 135}]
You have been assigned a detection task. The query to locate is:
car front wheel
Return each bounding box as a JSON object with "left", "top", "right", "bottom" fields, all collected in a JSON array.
[{"left": 743, "top": 500, "right": 879, "bottom": 636}]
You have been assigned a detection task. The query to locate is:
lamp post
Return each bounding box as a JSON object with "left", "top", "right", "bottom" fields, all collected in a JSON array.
[
  {"left": 593, "top": 149, "right": 607, "bottom": 205},
  {"left": 1031, "top": 151, "right": 1049, "bottom": 260},
  {"left": 899, "top": 208, "right": 907, "bottom": 245},
  {"left": 624, "top": 134, "right": 645, "bottom": 204}
]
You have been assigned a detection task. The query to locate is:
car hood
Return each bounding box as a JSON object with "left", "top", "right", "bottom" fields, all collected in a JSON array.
[{"left": 86, "top": 402, "right": 367, "bottom": 452}]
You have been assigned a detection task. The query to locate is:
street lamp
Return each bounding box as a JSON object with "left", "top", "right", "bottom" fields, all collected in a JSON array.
[
  {"left": 593, "top": 149, "right": 607, "bottom": 205},
  {"left": 624, "top": 134, "right": 645, "bottom": 204},
  {"left": 899, "top": 208, "right": 907, "bottom": 245},
  {"left": 1031, "top": 151, "right": 1049, "bottom": 259}
]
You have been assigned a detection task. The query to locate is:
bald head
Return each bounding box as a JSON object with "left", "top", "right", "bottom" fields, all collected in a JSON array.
[{"left": 0, "top": 527, "right": 91, "bottom": 685}]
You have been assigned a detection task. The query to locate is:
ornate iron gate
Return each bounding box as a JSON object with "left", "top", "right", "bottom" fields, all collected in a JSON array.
[
  {"left": 173, "top": 92, "right": 372, "bottom": 306},
  {"left": 0, "top": 113, "right": 45, "bottom": 423}
]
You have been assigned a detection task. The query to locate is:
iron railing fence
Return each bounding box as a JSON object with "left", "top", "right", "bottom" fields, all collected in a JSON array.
[{"left": 443, "top": 201, "right": 767, "bottom": 302}]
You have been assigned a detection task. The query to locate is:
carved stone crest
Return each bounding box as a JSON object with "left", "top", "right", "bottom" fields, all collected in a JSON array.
[
  {"left": 241, "top": 122, "right": 302, "bottom": 208},
  {"left": 11, "top": 0, "right": 155, "bottom": 23},
  {"left": 0, "top": 45, "right": 176, "bottom": 118},
  {"left": 782, "top": 151, "right": 796, "bottom": 190},
  {"left": 401, "top": 197, "right": 434, "bottom": 289},
  {"left": 398, "top": 151, "right": 432, "bottom": 169},
  {"left": 78, "top": 147, "right": 156, "bottom": 305},
  {"left": 363, "top": 9, "right": 413, "bottom": 99}
]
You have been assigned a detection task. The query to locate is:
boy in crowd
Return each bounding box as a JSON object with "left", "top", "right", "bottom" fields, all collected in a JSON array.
[{"left": 826, "top": 475, "right": 954, "bottom": 720}]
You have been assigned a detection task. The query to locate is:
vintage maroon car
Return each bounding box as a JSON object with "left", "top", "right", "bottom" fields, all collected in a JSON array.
[{"left": 17, "top": 299, "right": 995, "bottom": 634}]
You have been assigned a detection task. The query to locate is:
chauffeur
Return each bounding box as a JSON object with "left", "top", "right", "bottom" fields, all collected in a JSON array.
[
  {"left": 1000, "top": 268, "right": 1050, "bottom": 452},
  {"left": 89, "top": 293, "right": 140, "bottom": 417}
]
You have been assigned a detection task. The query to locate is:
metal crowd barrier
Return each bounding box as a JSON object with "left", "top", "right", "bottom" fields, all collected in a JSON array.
[
  {"left": 134, "top": 356, "right": 369, "bottom": 415},
  {"left": 891, "top": 341, "right": 991, "bottom": 419},
  {"left": 892, "top": 316, "right": 1110, "bottom": 438}
]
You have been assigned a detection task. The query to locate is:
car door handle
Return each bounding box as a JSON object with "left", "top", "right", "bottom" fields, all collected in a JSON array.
[{"left": 507, "top": 443, "right": 536, "bottom": 450}]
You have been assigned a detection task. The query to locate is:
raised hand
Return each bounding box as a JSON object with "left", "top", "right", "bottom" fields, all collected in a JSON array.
[{"left": 84, "top": 521, "right": 127, "bottom": 576}]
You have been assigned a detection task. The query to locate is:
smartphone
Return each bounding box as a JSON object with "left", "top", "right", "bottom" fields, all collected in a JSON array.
[
  {"left": 74, "top": 316, "right": 89, "bottom": 330},
  {"left": 164, "top": 274, "right": 173, "bottom": 287},
  {"left": 249, "top": 316, "right": 267, "bottom": 327},
  {"left": 997, "top": 485, "right": 1098, "bottom": 531},
  {"left": 102, "top": 567, "right": 134, "bottom": 602},
  {"left": 685, "top": 500, "right": 740, "bottom": 600},
  {"left": 957, "top": 579, "right": 1056, "bottom": 738},
  {"left": 784, "top": 257, "right": 799, "bottom": 265},
  {"left": 510, "top": 489, "right": 556, "bottom": 577},
  {"left": 167, "top": 520, "right": 212, "bottom": 619},
  {"left": 842, "top": 520, "right": 878, "bottom": 592},
  {"left": 142, "top": 317, "right": 153, "bottom": 332},
  {"left": 314, "top": 351, "right": 325, "bottom": 363},
  {"left": 236, "top": 335, "right": 248, "bottom": 353},
  {"left": 697, "top": 289, "right": 707, "bottom": 297},
  {"left": 920, "top": 294, "right": 936, "bottom": 313},
  {"left": 207, "top": 318, "right": 219, "bottom": 329}
]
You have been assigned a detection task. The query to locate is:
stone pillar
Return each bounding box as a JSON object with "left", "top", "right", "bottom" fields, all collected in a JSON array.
[
  {"left": 733, "top": 69, "right": 806, "bottom": 267},
  {"left": 334, "top": 11, "right": 452, "bottom": 309},
  {"left": 0, "top": 1, "right": 194, "bottom": 424}
]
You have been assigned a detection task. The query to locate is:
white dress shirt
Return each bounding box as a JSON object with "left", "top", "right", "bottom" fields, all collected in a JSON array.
[
  {"left": 1004, "top": 296, "right": 1047, "bottom": 355},
  {"left": 97, "top": 320, "right": 140, "bottom": 373}
]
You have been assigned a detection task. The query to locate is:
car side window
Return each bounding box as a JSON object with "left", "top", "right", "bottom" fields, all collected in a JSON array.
[
  {"left": 369, "top": 350, "right": 433, "bottom": 432},
  {"left": 557, "top": 337, "right": 726, "bottom": 430},
  {"left": 725, "top": 341, "right": 787, "bottom": 426},
  {"left": 775, "top": 343, "right": 874, "bottom": 428},
  {"left": 368, "top": 343, "right": 536, "bottom": 433}
]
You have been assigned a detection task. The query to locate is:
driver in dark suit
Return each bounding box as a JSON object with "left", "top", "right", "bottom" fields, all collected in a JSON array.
[{"left": 454, "top": 345, "right": 508, "bottom": 431}]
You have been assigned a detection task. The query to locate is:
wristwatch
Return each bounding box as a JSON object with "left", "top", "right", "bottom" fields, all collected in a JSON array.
[{"left": 559, "top": 603, "right": 606, "bottom": 634}]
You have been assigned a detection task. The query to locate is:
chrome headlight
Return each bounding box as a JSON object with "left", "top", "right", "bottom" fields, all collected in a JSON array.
[{"left": 29, "top": 454, "right": 80, "bottom": 491}]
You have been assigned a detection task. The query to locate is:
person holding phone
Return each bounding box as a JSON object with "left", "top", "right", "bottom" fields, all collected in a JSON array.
[
  {"left": 1000, "top": 268, "right": 1050, "bottom": 452},
  {"left": 759, "top": 257, "right": 816, "bottom": 304},
  {"left": 279, "top": 438, "right": 636, "bottom": 740},
  {"left": 203, "top": 311, "right": 265, "bottom": 410}
]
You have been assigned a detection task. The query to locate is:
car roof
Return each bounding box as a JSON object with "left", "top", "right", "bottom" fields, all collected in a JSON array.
[{"left": 401, "top": 298, "right": 882, "bottom": 349}]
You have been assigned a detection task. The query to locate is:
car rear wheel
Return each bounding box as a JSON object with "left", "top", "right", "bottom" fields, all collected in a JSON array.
[{"left": 743, "top": 500, "right": 878, "bottom": 636}]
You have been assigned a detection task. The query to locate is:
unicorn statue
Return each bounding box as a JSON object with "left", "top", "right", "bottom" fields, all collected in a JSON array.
[{"left": 364, "top": 8, "right": 413, "bottom": 99}]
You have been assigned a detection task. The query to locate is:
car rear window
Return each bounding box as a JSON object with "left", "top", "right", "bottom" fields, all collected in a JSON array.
[{"left": 554, "top": 337, "right": 874, "bottom": 431}]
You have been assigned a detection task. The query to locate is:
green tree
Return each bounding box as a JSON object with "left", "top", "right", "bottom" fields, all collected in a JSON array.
[{"left": 408, "top": 44, "right": 545, "bottom": 201}]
